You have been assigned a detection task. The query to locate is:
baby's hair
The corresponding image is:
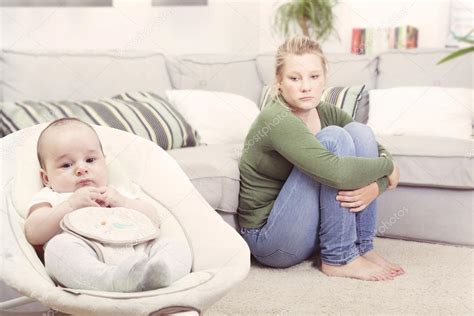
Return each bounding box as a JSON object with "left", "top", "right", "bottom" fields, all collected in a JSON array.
[{"left": 37, "top": 118, "right": 104, "bottom": 169}]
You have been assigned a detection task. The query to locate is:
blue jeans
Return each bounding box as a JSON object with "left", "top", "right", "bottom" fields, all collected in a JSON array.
[{"left": 240, "top": 122, "right": 379, "bottom": 268}]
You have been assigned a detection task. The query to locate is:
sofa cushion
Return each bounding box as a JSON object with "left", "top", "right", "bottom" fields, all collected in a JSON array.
[
  {"left": 165, "top": 89, "right": 260, "bottom": 145},
  {"left": 1, "top": 97, "right": 199, "bottom": 150},
  {"left": 354, "top": 90, "right": 369, "bottom": 124},
  {"left": 1, "top": 50, "right": 172, "bottom": 102},
  {"left": 376, "top": 49, "right": 473, "bottom": 89},
  {"left": 368, "top": 86, "right": 472, "bottom": 140},
  {"left": 376, "top": 135, "right": 473, "bottom": 189},
  {"left": 168, "top": 144, "right": 242, "bottom": 214},
  {"left": 165, "top": 54, "right": 262, "bottom": 103},
  {"left": 320, "top": 85, "right": 366, "bottom": 117},
  {"left": 256, "top": 53, "right": 377, "bottom": 89}
]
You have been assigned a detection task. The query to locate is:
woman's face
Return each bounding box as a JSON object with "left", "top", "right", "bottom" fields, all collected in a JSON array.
[{"left": 277, "top": 53, "right": 326, "bottom": 112}]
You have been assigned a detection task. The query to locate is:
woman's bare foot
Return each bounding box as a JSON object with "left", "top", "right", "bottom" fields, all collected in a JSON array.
[
  {"left": 362, "top": 250, "right": 405, "bottom": 276},
  {"left": 321, "top": 256, "right": 394, "bottom": 281}
]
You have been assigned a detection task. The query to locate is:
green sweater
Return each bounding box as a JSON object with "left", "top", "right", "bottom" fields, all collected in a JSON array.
[{"left": 238, "top": 98, "right": 394, "bottom": 228}]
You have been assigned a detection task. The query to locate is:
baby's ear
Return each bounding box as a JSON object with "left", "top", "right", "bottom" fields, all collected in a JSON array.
[{"left": 40, "top": 169, "right": 49, "bottom": 187}]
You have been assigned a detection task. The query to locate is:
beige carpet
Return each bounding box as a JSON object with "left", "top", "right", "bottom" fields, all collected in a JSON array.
[{"left": 206, "top": 238, "right": 474, "bottom": 315}]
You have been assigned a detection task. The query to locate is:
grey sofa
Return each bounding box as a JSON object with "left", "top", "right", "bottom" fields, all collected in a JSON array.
[{"left": 1, "top": 48, "right": 472, "bottom": 248}]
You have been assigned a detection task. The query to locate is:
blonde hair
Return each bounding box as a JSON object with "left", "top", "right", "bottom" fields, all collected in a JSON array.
[{"left": 271, "top": 36, "right": 327, "bottom": 99}]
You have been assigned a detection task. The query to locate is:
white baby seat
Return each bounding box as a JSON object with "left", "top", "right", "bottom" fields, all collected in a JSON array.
[{"left": 0, "top": 123, "right": 250, "bottom": 315}]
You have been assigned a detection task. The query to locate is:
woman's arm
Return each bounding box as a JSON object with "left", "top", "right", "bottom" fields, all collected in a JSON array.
[
  {"left": 336, "top": 165, "right": 400, "bottom": 212},
  {"left": 328, "top": 103, "right": 395, "bottom": 195},
  {"left": 265, "top": 106, "right": 394, "bottom": 190},
  {"left": 322, "top": 104, "right": 401, "bottom": 210}
]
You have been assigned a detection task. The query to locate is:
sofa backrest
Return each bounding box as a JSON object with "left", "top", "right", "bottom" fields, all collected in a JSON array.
[
  {"left": 0, "top": 50, "right": 173, "bottom": 102},
  {"left": 165, "top": 54, "right": 262, "bottom": 102},
  {"left": 376, "top": 49, "right": 473, "bottom": 89},
  {"left": 1, "top": 48, "right": 470, "bottom": 103},
  {"left": 257, "top": 53, "right": 378, "bottom": 89}
]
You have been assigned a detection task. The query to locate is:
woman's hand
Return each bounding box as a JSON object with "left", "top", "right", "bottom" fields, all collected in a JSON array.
[
  {"left": 336, "top": 182, "right": 379, "bottom": 213},
  {"left": 387, "top": 165, "right": 400, "bottom": 190}
]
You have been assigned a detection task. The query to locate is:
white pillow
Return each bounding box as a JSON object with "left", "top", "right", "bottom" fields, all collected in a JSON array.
[
  {"left": 166, "top": 90, "right": 260, "bottom": 145},
  {"left": 367, "top": 86, "right": 473, "bottom": 140}
]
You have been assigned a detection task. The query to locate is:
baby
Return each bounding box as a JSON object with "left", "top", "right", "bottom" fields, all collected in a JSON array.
[{"left": 24, "top": 118, "right": 192, "bottom": 292}]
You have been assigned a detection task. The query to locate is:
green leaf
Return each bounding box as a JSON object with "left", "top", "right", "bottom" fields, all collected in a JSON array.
[
  {"left": 458, "top": 37, "right": 474, "bottom": 45},
  {"left": 437, "top": 46, "right": 474, "bottom": 65},
  {"left": 451, "top": 28, "right": 474, "bottom": 44},
  {"left": 273, "top": 0, "right": 338, "bottom": 42}
]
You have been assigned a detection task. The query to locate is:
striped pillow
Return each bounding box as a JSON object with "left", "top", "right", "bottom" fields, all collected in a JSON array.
[
  {"left": 259, "top": 85, "right": 366, "bottom": 118},
  {"left": 0, "top": 97, "right": 199, "bottom": 150},
  {"left": 321, "top": 85, "right": 366, "bottom": 118}
]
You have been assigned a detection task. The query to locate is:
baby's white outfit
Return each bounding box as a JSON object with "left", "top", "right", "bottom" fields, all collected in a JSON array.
[{"left": 28, "top": 187, "right": 192, "bottom": 292}]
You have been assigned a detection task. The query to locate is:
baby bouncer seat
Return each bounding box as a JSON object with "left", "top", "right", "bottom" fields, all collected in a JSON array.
[{"left": 0, "top": 123, "right": 250, "bottom": 315}]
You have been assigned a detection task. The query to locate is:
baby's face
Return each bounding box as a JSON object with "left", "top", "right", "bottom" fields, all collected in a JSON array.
[{"left": 40, "top": 124, "right": 107, "bottom": 193}]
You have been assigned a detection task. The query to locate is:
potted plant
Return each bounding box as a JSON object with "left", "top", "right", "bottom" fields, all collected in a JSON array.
[
  {"left": 273, "top": 0, "right": 339, "bottom": 42},
  {"left": 438, "top": 29, "right": 474, "bottom": 64}
]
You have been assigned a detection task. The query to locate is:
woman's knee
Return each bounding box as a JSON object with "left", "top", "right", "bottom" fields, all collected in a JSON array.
[
  {"left": 316, "top": 125, "right": 355, "bottom": 156},
  {"left": 344, "top": 122, "right": 376, "bottom": 141},
  {"left": 343, "top": 122, "right": 378, "bottom": 157}
]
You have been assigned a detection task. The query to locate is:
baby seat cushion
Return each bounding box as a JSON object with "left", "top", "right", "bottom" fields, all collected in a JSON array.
[
  {"left": 11, "top": 123, "right": 193, "bottom": 282},
  {"left": 61, "top": 207, "right": 160, "bottom": 265},
  {"left": 1, "top": 123, "right": 250, "bottom": 315}
]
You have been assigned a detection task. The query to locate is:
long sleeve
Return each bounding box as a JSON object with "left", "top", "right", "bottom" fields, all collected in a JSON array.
[
  {"left": 266, "top": 106, "right": 394, "bottom": 190},
  {"left": 327, "top": 104, "right": 393, "bottom": 195}
]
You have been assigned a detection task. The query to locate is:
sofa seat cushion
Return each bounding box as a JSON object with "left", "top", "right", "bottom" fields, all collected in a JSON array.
[
  {"left": 376, "top": 135, "right": 473, "bottom": 189},
  {"left": 168, "top": 144, "right": 242, "bottom": 214},
  {"left": 170, "top": 134, "right": 473, "bottom": 215}
]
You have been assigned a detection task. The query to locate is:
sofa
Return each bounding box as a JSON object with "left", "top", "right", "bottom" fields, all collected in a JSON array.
[{"left": 1, "top": 48, "right": 472, "bottom": 250}]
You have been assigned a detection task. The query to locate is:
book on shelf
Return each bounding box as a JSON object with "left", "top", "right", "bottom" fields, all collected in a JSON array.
[
  {"left": 405, "top": 25, "right": 418, "bottom": 48},
  {"left": 390, "top": 25, "right": 418, "bottom": 49},
  {"left": 351, "top": 28, "right": 365, "bottom": 55},
  {"left": 351, "top": 25, "right": 418, "bottom": 55}
]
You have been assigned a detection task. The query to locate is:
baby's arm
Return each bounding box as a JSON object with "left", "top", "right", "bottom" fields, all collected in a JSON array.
[
  {"left": 99, "top": 186, "right": 160, "bottom": 228},
  {"left": 25, "top": 187, "right": 102, "bottom": 245}
]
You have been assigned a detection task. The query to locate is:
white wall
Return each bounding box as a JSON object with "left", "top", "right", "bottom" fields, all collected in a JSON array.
[
  {"left": 259, "top": 0, "right": 455, "bottom": 53},
  {"left": 0, "top": 0, "right": 463, "bottom": 54}
]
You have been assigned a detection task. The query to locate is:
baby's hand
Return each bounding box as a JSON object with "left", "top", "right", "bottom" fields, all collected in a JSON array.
[
  {"left": 98, "top": 186, "right": 126, "bottom": 208},
  {"left": 68, "top": 187, "right": 102, "bottom": 210}
]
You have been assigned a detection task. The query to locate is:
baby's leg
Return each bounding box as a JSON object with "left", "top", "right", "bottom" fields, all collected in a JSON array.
[
  {"left": 44, "top": 233, "right": 147, "bottom": 292},
  {"left": 140, "top": 238, "right": 192, "bottom": 291}
]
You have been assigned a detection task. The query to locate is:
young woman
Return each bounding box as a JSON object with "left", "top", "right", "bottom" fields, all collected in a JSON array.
[{"left": 238, "top": 36, "right": 404, "bottom": 281}]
